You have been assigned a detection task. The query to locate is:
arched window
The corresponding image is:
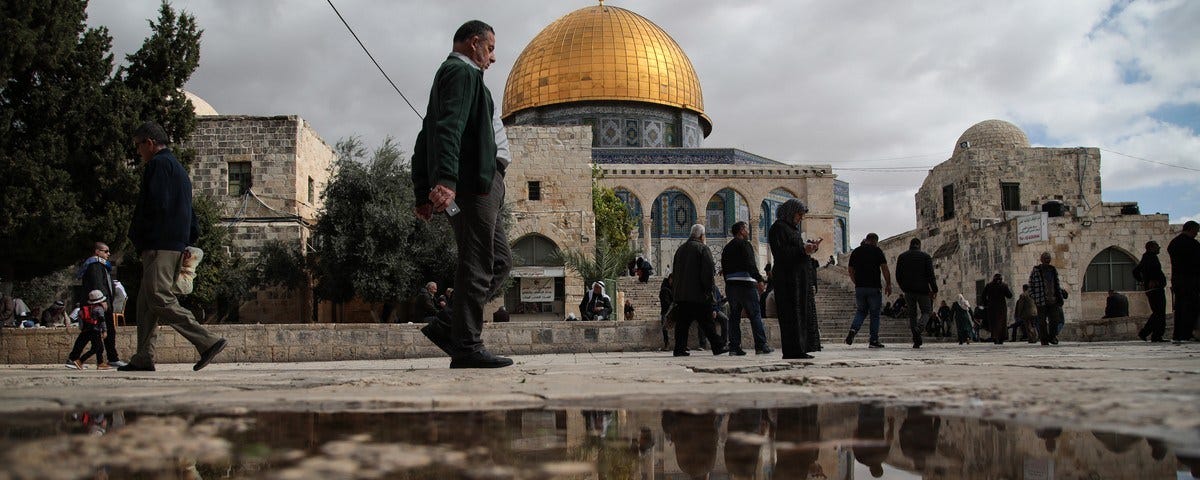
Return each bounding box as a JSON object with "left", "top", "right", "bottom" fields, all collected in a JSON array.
[
  {"left": 512, "top": 235, "right": 561, "bottom": 267},
  {"left": 1083, "top": 247, "right": 1137, "bottom": 292}
]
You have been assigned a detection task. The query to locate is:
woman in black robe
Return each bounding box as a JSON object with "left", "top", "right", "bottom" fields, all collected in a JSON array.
[{"left": 768, "top": 199, "right": 821, "bottom": 359}]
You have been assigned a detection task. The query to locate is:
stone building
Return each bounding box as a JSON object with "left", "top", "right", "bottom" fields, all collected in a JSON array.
[
  {"left": 182, "top": 92, "right": 336, "bottom": 323},
  {"left": 875, "top": 119, "right": 1176, "bottom": 324},
  {"left": 499, "top": 4, "right": 849, "bottom": 318}
]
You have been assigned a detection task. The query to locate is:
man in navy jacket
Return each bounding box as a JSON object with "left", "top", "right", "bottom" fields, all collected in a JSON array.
[{"left": 121, "top": 121, "right": 225, "bottom": 372}]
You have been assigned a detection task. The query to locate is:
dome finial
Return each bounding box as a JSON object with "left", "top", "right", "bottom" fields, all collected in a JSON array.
[{"left": 598, "top": 0, "right": 604, "bottom": 5}]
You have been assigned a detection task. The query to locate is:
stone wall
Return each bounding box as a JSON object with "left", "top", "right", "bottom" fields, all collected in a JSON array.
[
  {"left": 183, "top": 115, "right": 336, "bottom": 323},
  {"left": 501, "top": 126, "right": 596, "bottom": 318}
]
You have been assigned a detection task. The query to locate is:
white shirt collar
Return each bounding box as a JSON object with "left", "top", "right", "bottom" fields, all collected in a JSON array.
[{"left": 450, "top": 52, "right": 482, "bottom": 71}]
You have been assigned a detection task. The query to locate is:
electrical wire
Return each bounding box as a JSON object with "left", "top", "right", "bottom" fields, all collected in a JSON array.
[
  {"left": 1098, "top": 148, "right": 1200, "bottom": 172},
  {"left": 326, "top": 0, "right": 423, "bottom": 121}
]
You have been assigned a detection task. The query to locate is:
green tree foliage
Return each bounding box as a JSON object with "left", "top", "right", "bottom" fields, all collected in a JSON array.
[
  {"left": 555, "top": 238, "right": 635, "bottom": 289},
  {"left": 591, "top": 166, "right": 635, "bottom": 253},
  {"left": 0, "top": 1, "right": 202, "bottom": 281},
  {"left": 312, "top": 137, "right": 457, "bottom": 315},
  {"left": 181, "top": 194, "right": 256, "bottom": 323}
]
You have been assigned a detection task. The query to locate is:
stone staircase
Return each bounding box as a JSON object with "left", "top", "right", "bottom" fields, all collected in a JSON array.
[{"left": 617, "top": 271, "right": 944, "bottom": 347}]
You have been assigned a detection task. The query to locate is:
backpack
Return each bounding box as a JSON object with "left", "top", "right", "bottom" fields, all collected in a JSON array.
[{"left": 79, "top": 305, "right": 100, "bottom": 326}]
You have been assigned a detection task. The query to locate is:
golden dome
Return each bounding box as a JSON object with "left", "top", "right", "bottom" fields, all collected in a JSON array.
[{"left": 503, "top": 5, "right": 710, "bottom": 134}]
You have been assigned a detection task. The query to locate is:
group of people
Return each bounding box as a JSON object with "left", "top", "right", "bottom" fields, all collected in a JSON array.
[
  {"left": 411, "top": 281, "right": 455, "bottom": 324},
  {"left": 661, "top": 199, "right": 820, "bottom": 360}
]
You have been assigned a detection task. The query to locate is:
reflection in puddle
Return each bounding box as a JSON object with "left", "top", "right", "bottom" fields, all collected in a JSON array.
[{"left": 0, "top": 404, "right": 1194, "bottom": 479}]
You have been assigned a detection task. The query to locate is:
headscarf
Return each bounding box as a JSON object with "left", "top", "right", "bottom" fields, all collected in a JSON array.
[
  {"left": 956, "top": 293, "right": 971, "bottom": 310},
  {"left": 775, "top": 199, "right": 809, "bottom": 227}
]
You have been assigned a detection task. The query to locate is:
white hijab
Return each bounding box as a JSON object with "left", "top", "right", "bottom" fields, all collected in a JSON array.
[{"left": 956, "top": 293, "right": 971, "bottom": 310}]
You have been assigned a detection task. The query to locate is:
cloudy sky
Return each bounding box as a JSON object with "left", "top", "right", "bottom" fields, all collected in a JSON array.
[{"left": 86, "top": 0, "right": 1199, "bottom": 241}]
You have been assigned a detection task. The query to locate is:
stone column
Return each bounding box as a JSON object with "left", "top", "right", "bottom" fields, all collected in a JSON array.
[{"left": 642, "top": 216, "right": 653, "bottom": 264}]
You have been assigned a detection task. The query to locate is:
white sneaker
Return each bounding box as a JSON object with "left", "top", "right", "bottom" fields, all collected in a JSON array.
[
  {"left": 64, "top": 361, "right": 79, "bottom": 370},
  {"left": 109, "top": 360, "right": 128, "bottom": 368}
]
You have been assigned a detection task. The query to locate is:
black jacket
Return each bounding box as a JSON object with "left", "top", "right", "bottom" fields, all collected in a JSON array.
[
  {"left": 672, "top": 238, "right": 715, "bottom": 303},
  {"left": 721, "top": 237, "right": 764, "bottom": 282},
  {"left": 895, "top": 246, "right": 938, "bottom": 294},
  {"left": 1133, "top": 251, "right": 1167, "bottom": 288},
  {"left": 129, "top": 148, "right": 199, "bottom": 253},
  {"left": 80, "top": 260, "right": 114, "bottom": 304},
  {"left": 1168, "top": 233, "right": 1200, "bottom": 290}
]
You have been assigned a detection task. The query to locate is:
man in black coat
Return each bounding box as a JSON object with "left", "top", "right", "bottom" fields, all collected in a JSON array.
[
  {"left": 670, "top": 224, "right": 725, "bottom": 357},
  {"left": 721, "top": 221, "right": 771, "bottom": 355},
  {"left": 1134, "top": 240, "right": 1168, "bottom": 342},
  {"left": 78, "top": 242, "right": 124, "bottom": 367},
  {"left": 1168, "top": 221, "right": 1200, "bottom": 343},
  {"left": 895, "top": 237, "right": 938, "bottom": 348}
]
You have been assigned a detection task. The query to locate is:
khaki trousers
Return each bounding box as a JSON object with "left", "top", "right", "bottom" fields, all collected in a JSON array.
[{"left": 129, "top": 250, "right": 220, "bottom": 367}]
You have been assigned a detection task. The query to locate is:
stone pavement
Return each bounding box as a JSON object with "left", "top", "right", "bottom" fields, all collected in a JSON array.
[{"left": 1, "top": 340, "right": 1197, "bottom": 451}]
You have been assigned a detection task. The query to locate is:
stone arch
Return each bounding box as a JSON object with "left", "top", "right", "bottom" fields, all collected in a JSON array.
[
  {"left": 651, "top": 189, "right": 698, "bottom": 239},
  {"left": 613, "top": 187, "right": 644, "bottom": 238},
  {"left": 758, "top": 187, "right": 798, "bottom": 242},
  {"left": 506, "top": 233, "right": 568, "bottom": 316},
  {"left": 1082, "top": 246, "right": 1138, "bottom": 292},
  {"left": 511, "top": 233, "right": 563, "bottom": 267},
  {"left": 703, "top": 187, "right": 751, "bottom": 242}
]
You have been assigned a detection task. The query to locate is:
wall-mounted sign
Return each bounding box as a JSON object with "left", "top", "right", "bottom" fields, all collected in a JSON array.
[
  {"left": 1017, "top": 213, "right": 1048, "bottom": 245},
  {"left": 521, "top": 277, "right": 554, "bottom": 302}
]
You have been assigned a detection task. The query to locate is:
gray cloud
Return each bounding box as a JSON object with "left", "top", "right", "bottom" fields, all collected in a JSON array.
[{"left": 86, "top": 0, "right": 1200, "bottom": 241}]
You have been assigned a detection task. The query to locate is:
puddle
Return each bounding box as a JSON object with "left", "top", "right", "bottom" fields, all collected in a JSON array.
[{"left": 0, "top": 404, "right": 1195, "bottom": 479}]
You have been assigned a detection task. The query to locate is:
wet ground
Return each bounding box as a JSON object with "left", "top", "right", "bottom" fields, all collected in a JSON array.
[
  {"left": 0, "top": 341, "right": 1198, "bottom": 478},
  {"left": 1, "top": 405, "right": 1196, "bottom": 479}
]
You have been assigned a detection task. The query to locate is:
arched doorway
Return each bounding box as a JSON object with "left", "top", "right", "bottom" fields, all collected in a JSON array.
[
  {"left": 507, "top": 234, "right": 566, "bottom": 317},
  {"left": 759, "top": 188, "right": 797, "bottom": 242},
  {"left": 651, "top": 189, "right": 696, "bottom": 273}
]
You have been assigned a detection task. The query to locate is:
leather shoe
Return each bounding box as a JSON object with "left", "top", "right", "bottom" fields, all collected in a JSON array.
[
  {"left": 729, "top": 349, "right": 747, "bottom": 356},
  {"left": 712, "top": 346, "right": 728, "bottom": 356},
  {"left": 782, "top": 353, "right": 814, "bottom": 359},
  {"left": 673, "top": 351, "right": 690, "bottom": 357},
  {"left": 449, "top": 350, "right": 513, "bottom": 369},
  {"left": 869, "top": 341, "right": 885, "bottom": 348},
  {"left": 420, "top": 323, "right": 456, "bottom": 356},
  {"left": 844, "top": 330, "right": 856, "bottom": 345},
  {"left": 755, "top": 346, "right": 774, "bottom": 354},
  {"left": 117, "top": 363, "right": 155, "bottom": 372},
  {"left": 194, "top": 338, "right": 227, "bottom": 371}
]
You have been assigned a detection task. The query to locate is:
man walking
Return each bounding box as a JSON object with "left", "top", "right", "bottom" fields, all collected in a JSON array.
[
  {"left": 981, "top": 273, "right": 1014, "bottom": 345},
  {"left": 411, "top": 20, "right": 513, "bottom": 368},
  {"left": 721, "top": 221, "right": 771, "bottom": 355},
  {"left": 1014, "top": 284, "right": 1039, "bottom": 343},
  {"left": 1168, "top": 221, "right": 1200, "bottom": 343},
  {"left": 894, "top": 238, "right": 937, "bottom": 348},
  {"left": 671, "top": 224, "right": 726, "bottom": 357},
  {"left": 845, "top": 233, "right": 892, "bottom": 348},
  {"left": 120, "top": 121, "right": 226, "bottom": 372},
  {"left": 78, "top": 242, "right": 125, "bottom": 367},
  {"left": 1028, "top": 252, "right": 1066, "bottom": 346},
  {"left": 1133, "top": 241, "right": 1167, "bottom": 342}
]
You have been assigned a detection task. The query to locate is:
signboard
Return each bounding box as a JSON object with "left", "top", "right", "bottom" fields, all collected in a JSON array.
[
  {"left": 1017, "top": 213, "right": 1048, "bottom": 245},
  {"left": 521, "top": 277, "right": 554, "bottom": 302},
  {"left": 510, "top": 266, "right": 566, "bottom": 278}
]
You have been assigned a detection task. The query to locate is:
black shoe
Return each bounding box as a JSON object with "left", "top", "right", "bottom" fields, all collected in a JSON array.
[
  {"left": 755, "top": 346, "right": 774, "bottom": 355},
  {"left": 673, "top": 351, "right": 691, "bottom": 357},
  {"left": 1138, "top": 332, "right": 1149, "bottom": 341},
  {"left": 117, "top": 363, "right": 155, "bottom": 372},
  {"left": 1049, "top": 338, "right": 1059, "bottom": 345},
  {"left": 729, "top": 349, "right": 747, "bottom": 356},
  {"left": 869, "top": 341, "right": 885, "bottom": 348},
  {"left": 1041, "top": 342, "right": 1050, "bottom": 346},
  {"left": 194, "top": 338, "right": 227, "bottom": 371},
  {"left": 1150, "top": 338, "right": 1167, "bottom": 343},
  {"left": 449, "top": 350, "right": 513, "bottom": 369},
  {"left": 420, "top": 323, "right": 456, "bottom": 356},
  {"left": 912, "top": 343, "right": 922, "bottom": 349},
  {"left": 782, "top": 353, "right": 814, "bottom": 359},
  {"left": 712, "top": 346, "right": 728, "bottom": 356},
  {"left": 845, "top": 330, "right": 857, "bottom": 345}
]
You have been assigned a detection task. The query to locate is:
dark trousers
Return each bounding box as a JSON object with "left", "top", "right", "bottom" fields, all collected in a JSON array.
[
  {"left": 69, "top": 329, "right": 104, "bottom": 365},
  {"left": 673, "top": 301, "right": 722, "bottom": 355},
  {"left": 1140, "top": 288, "right": 1167, "bottom": 340},
  {"left": 1173, "top": 286, "right": 1199, "bottom": 341},
  {"left": 727, "top": 283, "right": 768, "bottom": 351},
  {"left": 102, "top": 311, "right": 119, "bottom": 362},
  {"left": 1036, "top": 304, "right": 1064, "bottom": 344},
  {"left": 446, "top": 172, "right": 511, "bottom": 356},
  {"left": 905, "top": 292, "right": 933, "bottom": 346}
]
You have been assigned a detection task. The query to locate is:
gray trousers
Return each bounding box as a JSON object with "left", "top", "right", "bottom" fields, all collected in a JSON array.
[
  {"left": 129, "top": 250, "right": 221, "bottom": 367},
  {"left": 447, "top": 172, "right": 511, "bottom": 355}
]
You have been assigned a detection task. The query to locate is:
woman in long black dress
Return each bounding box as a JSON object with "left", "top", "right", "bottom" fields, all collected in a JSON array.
[{"left": 768, "top": 199, "right": 822, "bottom": 359}]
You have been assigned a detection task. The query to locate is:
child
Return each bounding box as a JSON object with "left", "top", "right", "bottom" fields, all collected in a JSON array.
[{"left": 65, "top": 290, "right": 109, "bottom": 370}]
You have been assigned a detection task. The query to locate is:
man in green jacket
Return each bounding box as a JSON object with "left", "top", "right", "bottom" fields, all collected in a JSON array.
[{"left": 411, "top": 20, "right": 512, "bottom": 368}]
